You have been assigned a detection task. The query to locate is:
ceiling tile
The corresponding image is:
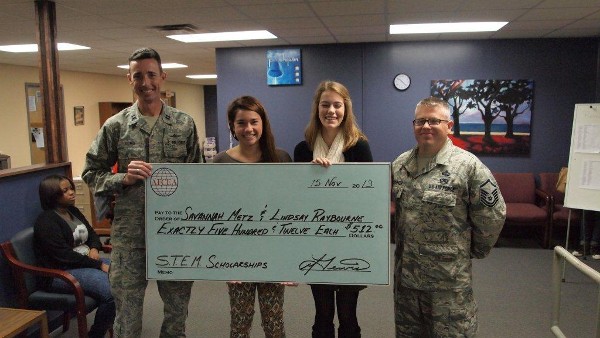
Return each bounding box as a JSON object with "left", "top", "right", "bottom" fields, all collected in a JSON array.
[
  {"left": 321, "top": 14, "right": 386, "bottom": 27},
  {"left": 283, "top": 36, "right": 337, "bottom": 44},
  {"left": 536, "top": 0, "right": 600, "bottom": 8},
  {"left": 505, "top": 20, "right": 575, "bottom": 30},
  {"left": 460, "top": 0, "right": 539, "bottom": 10},
  {"left": 270, "top": 27, "right": 332, "bottom": 38},
  {"left": 310, "top": 0, "right": 385, "bottom": 16},
  {"left": 545, "top": 27, "right": 600, "bottom": 37},
  {"left": 0, "top": 0, "right": 596, "bottom": 85},
  {"left": 519, "top": 8, "right": 597, "bottom": 20},
  {"left": 387, "top": 0, "right": 462, "bottom": 13},
  {"left": 565, "top": 19, "right": 600, "bottom": 29},
  {"left": 236, "top": 3, "right": 314, "bottom": 18},
  {"left": 491, "top": 29, "right": 550, "bottom": 39},
  {"left": 328, "top": 25, "right": 387, "bottom": 35},
  {"left": 261, "top": 17, "right": 325, "bottom": 29}
]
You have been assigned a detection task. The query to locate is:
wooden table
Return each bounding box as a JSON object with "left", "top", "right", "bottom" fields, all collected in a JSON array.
[{"left": 0, "top": 307, "right": 49, "bottom": 338}]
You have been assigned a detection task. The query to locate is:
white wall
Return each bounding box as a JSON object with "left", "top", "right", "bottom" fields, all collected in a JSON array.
[
  {"left": 0, "top": 63, "right": 206, "bottom": 175},
  {"left": 0, "top": 64, "right": 39, "bottom": 168}
]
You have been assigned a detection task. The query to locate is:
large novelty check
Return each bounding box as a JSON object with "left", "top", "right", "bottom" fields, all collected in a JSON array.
[{"left": 145, "top": 163, "right": 390, "bottom": 285}]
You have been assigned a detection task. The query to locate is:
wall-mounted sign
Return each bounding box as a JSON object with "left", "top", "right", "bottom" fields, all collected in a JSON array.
[{"left": 267, "top": 49, "right": 302, "bottom": 86}]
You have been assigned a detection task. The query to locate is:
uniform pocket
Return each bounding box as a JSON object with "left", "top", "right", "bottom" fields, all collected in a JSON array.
[
  {"left": 164, "top": 134, "right": 188, "bottom": 159},
  {"left": 422, "top": 190, "right": 456, "bottom": 207},
  {"left": 419, "top": 244, "right": 460, "bottom": 280},
  {"left": 117, "top": 140, "right": 144, "bottom": 159}
]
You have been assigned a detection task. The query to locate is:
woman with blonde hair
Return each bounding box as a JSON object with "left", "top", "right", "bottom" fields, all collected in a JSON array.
[{"left": 294, "top": 81, "right": 372, "bottom": 338}]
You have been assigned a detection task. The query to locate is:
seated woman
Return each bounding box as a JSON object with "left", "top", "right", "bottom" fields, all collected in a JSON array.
[{"left": 33, "top": 174, "right": 114, "bottom": 338}]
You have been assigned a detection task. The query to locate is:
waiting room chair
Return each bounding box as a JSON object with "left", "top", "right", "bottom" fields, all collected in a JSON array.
[
  {"left": 0, "top": 227, "right": 111, "bottom": 338},
  {"left": 538, "top": 172, "right": 582, "bottom": 248},
  {"left": 493, "top": 172, "right": 551, "bottom": 248}
]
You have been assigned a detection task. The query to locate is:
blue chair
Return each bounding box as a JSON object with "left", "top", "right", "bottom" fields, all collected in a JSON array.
[{"left": 0, "top": 227, "right": 111, "bottom": 338}]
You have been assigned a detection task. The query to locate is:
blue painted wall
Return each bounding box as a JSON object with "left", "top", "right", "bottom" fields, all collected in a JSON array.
[
  {"left": 203, "top": 85, "right": 219, "bottom": 149},
  {"left": 216, "top": 38, "right": 598, "bottom": 173},
  {"left": 216, "top": 44, "right": 365, "bottom": 158}
]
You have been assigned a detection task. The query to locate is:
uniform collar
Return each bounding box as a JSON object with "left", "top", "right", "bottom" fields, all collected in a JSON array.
[
  {"left": 404, "top": 138, "right": 453, "bottom": 175},
  {"left": 127, "top": 101, "right": 173, "bottom": 127},
  {"left": 433, "top": 139, "right": 454, "bottom": 165}
]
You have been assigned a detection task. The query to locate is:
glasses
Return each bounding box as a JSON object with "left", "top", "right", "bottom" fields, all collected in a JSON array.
[{"left": 412, "top": 118, "right": 449, "bottom": 126}]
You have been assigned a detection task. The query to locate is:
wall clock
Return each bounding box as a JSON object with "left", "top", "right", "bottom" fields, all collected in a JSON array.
[{"left": 394, "top": 73, "right": 411, "bottom": 91}]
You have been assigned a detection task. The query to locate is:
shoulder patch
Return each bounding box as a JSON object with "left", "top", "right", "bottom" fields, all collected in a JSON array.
[{"left": 479, "top": 179, "right": 499, "bottom": 207}]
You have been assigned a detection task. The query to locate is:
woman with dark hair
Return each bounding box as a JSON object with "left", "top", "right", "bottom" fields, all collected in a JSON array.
[
  {"left": 34, "top": 175, "right": 114, "bottom": 338},
  {"left": 215, "top": 95, "right": 286, "bottom": 163},
  {"left": 294, "top": 81, "right": 373, "bottom": 338},
  {"left": 213, "top": 96, "right": 292, "bottom": 337}
]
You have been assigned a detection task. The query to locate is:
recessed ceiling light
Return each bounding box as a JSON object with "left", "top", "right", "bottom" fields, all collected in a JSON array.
[
  {"left": 186, "top": 74, "right": 218, "bottom": 79},
  {"left": 390, "top": 22, "right": 508, "bottom": 34},
  {"left": 167, "top": 30, "right": 276, "bottom": 43},
  {"left": 0, "top": 43, "right": 90, "bottom": 52},
  {"left": 117, "top": 63, "right": 188, "bottom": 69}
]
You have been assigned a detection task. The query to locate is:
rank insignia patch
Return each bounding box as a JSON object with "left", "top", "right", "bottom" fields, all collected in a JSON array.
[{"left": 479, "top": 179, "right": 499, "bottom": 207}]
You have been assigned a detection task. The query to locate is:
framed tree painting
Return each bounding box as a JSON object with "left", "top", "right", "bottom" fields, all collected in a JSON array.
[{"left": 431, "top": 79, "right": 534, "bottom": 156}]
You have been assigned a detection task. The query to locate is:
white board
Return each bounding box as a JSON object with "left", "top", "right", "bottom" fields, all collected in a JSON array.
[{"left": 564, "top": 103, "right": 600, "bottom": 212}]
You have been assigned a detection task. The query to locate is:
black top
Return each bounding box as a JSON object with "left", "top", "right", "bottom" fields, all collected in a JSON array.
[
  {"left": 294, "top": 138, "right": 373, "bottom": 291},
  {"left": 294, "top": 138, "right": 373, "bottom": 163},
  {"left": 34, "top": 205, "right": 104, "bottom": 273}
]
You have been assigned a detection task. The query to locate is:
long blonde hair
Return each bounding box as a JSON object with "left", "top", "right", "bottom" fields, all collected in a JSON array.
[{"left": 304, "top": 80, "right": 367, "bottom": 151}]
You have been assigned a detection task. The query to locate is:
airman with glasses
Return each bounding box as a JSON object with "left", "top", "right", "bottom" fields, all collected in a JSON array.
[
  {"left": 391, "top": 96, "right": 506, "bottom": 337},
  {"left": 411, "top": 102, "right": 453, "bottom": 160}
]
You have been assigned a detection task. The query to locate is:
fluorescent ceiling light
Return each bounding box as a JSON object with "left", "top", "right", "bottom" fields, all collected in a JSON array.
[
  {"left": 186, "top": 74, "right": 218, "bottom": 79},
  {"left": 0, "top": 44, "right": 37, "bottom": 52},
  {"left": 167, "top": 30, "right": 276, "bottom": 43},
  {"left": 161, "top": 63, "right": 188, "bottom": 69},
  {"left": 117, "top": 63, "right": 188, "bottom": 69},
  {"left": 390, "top": 22, "right": 508, "bottom": 34},
  {"left": 0, "top": 43, "right": 90, "bottom": 52},
  {"left": 57, "top": 43, "right": 90, "bottom": 51}
]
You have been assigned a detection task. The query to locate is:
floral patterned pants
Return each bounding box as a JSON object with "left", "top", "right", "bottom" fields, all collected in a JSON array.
[{"left": 228, "top": 282, "right": 286, "bottom": 338}]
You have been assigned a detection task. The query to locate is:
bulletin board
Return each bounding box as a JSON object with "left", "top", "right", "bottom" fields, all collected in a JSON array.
[
  {"left": 564, "top": 103, "right": 600, "bottom": 212},
  {"left": 25, "top": 83, "right": 46, "bottom": 165}
]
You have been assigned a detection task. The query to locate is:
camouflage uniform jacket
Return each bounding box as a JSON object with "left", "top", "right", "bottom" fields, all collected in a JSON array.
[
  {"left": 391, "top": 139, "right": 505, "bottom": 291},
  {"left": 82, "top": 102, "right": 200, "bottom": 249}
]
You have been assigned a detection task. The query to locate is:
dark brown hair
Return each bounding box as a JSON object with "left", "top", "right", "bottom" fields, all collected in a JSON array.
[
  {"left": 129, "top": 47, "right": 162, "bottom": 72},
  {"left": 227, "top": 96, "right": 280, "bottom": 162}
]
